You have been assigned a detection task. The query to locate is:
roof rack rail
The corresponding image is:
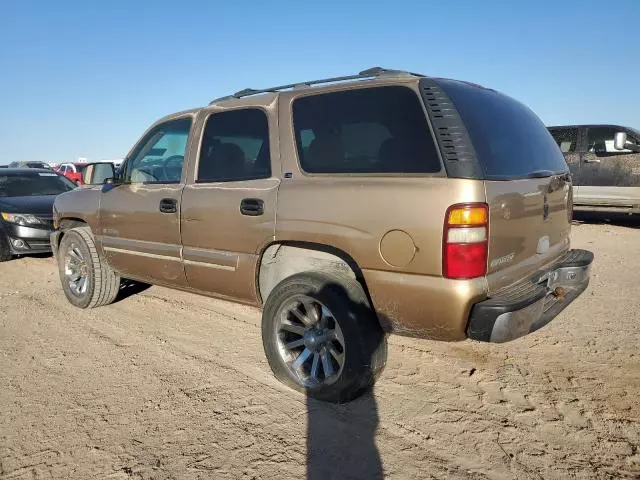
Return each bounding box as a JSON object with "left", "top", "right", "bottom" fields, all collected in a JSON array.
[{"left": 209, "top": 67, "right": 422, "bottom": 104}]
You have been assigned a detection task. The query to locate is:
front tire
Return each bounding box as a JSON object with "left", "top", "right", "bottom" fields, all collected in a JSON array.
[
  {"left": 0, "top": 234, "right": 12, "bottom": 262},
  {"left": 57, "top": 226, "right": 120, "bottom": 308},
  {"left": 262, "top": 272, "right": 387, "bottom": 403}
]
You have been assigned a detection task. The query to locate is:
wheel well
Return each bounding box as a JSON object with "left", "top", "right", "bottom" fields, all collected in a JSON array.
[
  {"left": 54, "top": 218, "right": 88, "bottom": 247},
  {"left": 257, "top": 242, "right": 368, "bottom": 304}
]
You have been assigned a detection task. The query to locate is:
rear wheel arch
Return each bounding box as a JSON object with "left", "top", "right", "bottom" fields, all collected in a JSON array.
[{"left": 257, "top": 241, "right": 370, "bottom": 305}]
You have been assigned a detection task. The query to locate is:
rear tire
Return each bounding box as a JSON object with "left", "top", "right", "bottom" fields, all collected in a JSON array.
[
  {"left": 262, "top": 272, "right": 387, "bottom": 403},
  {"left": 57, "top": 226, "right": 120, "bottom": 308}
]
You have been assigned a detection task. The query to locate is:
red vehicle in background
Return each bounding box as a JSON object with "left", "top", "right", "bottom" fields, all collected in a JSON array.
[{"left": 55, "top": 163, "right": 88, "bottom": 185}]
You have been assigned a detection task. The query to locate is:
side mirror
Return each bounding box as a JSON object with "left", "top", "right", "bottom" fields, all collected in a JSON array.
[
  {"left": 82, "top": 162, "right": 116, "bottom": 185},
  {"left": 614, "top": 132, "right": 628, "bottom": 151}
]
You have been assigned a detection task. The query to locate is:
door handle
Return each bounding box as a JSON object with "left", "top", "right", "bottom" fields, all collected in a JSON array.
[
  {"left": 584, "top": 158, "right": 601, "bottom": 164},
  {"left": 159, "top": 198, "right": 177, "bottom": 213},
  {"left": 240, "top": 198, "right": 264, "bottom": 216}
]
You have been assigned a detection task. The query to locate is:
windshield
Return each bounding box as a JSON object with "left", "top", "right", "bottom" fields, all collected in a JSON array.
[
  {"left": 0, "top": 173, "right": 76, "bottom": 197},
  {"left": 435, "top": 79, "right": 569, "bottom": 180}
]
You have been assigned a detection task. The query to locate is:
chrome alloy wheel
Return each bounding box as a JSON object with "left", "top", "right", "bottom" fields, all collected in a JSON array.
[
  {"left": 64, "top": 242, "right": 89, "bottom": 297},
  {"left": 275, "top": 295, "right": 346, "bottom": 388}
]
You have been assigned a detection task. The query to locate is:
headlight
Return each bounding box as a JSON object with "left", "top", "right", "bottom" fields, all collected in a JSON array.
[{"left": 0, "top": 212, "right": 44, "bottom": 226}]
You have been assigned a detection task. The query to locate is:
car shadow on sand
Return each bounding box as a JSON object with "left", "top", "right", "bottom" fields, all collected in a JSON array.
[
  {"left": 304, "top": 280, "right": 385, "bottom": 480},
  {"left": 113, "top": 279, "right": 151, "bottom": 303},
  {"left": 573, "top": 211, "right": 640, "bottom": 229},
  {"left": 307, "top": 392, "right": 383, "bottom": 479}
]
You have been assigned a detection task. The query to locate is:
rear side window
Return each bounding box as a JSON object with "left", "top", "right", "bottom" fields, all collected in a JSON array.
[
  {"left": 197, "top": 108, "right": 271, "bottom": 182},
  {"left": 436, "top": 79, "right": 568, "bottom": 180},
  {"left": 292, "top": 86, "right": 441, "bottom": 174},
  {"left": 549, "top": 127, "right": 579, "bottom": 153}
]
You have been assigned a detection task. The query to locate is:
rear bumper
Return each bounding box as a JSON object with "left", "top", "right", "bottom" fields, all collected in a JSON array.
[{"left": 467, "top": 249, "right": 593, "bottom": 343}]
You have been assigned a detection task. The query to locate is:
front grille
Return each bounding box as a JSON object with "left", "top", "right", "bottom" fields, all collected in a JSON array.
[{"left": 26, "top": 239, "right": 51, "bottom": 247}]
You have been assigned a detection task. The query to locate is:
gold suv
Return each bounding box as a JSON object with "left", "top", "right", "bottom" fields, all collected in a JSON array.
[{"left": 51, "top": 67, "right": 593, "bottom": 402}]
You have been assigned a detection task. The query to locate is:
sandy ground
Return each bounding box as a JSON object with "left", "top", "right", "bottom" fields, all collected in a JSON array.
[{"left": 1, "top": 216, "right": 639, "bottom": 479}]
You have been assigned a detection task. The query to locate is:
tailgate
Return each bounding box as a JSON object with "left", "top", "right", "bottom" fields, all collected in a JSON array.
[
  {"left": 485, "top": 175, "right": 572, "bottom": 294},
  {"left": 424, "top": 78, "right": 574, "bottom": 294}
]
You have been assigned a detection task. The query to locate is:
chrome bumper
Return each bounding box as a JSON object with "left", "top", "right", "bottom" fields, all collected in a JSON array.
[{"left": 467, "top": 249, "right": 593, "bottom": 343}]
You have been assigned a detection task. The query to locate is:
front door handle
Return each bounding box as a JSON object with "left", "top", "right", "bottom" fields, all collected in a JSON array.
[
  {"left": 240, "top": 198, "right": 264, "bottom": 216},
  {"left": 584, "top": 158, "right": 601, "bottom": 164},
  {"left": 159, "top": 198, "right": 177, "bottom": 213}
]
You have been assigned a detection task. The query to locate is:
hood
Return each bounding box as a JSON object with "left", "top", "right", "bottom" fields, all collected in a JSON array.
[{"left": 0, "top": 195, "right": 56, "bottom": 215}]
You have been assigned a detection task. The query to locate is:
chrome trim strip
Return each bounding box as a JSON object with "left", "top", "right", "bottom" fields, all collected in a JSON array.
[
  {"left": 182, "top": 246, "right": 238, "bottom": 270},
  {"left": 183, "top": 259, "right": 236, "bottom": 271},
  {"left": 103, "top": 246, "right": 181, "bottom": 262},
  {"left": 100, "top": 235, "right": 181, "bottom": 250}
]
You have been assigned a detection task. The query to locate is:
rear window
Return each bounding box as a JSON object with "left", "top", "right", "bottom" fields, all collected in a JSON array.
[
  {"left": 436, "top": 79, "right": 568, "bottom": 180},
  {"left": 292, "top": 86, "right": 441, "bottom": 174},
  {"left": 0, "top": 173, "right": 76, "bottom": 197}
]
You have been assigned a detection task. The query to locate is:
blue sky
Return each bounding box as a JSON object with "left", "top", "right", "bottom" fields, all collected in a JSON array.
[{"left": 1, "top": 0, "right": 638, "bottom": 165}]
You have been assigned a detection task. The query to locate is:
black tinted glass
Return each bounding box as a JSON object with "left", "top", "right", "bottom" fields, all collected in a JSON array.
[
  {"left": 197, "top": 109, "right": 271, "bottom": 182},
  {"left": 293, "top": 86, "right": 441, "bottom": 174},
  {"left": 437, "top": 79, "right": 568, "bottom": 179},
  {"left": 549, "top": 127, "right": 579, "bottom": 153},
  {"left": 0, "top": 173, "right": 76, "bottom": 197}
]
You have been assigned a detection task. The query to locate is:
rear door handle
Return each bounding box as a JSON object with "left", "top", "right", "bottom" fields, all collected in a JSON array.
[
  {"left": 240, "top": 198, "right": 264, "bottom": 216},
  {"left": 584, "top": 158, "right": 601, "bottom": 164},
  {"left": 159, "top": 198, "right": 177, "bottom": 213}
]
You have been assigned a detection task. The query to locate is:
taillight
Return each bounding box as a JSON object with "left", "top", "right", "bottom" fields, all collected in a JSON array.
[{"left": 443, "top": 203, "right": 488, "bottom": 279}]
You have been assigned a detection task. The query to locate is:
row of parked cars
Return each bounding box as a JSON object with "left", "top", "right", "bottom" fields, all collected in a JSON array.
[
  {"left": 2, "top": 160, "right": 124, "bottom": 186},
  {"left": 0, "top": 67, "right": 634, "bottom": 402}
]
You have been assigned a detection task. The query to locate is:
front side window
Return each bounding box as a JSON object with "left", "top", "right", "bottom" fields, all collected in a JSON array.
[
  {"left": 587, "top": 127, "right": 636, "bottom": 156},
  {"left": 293, "top": 86, "right": 441, "bottom": 174},
  {"left": 125, "top": 118, "right": 192, "bottom": 184},
  {"left": 549, "top": 128, "right": 578, "bottom": 154},
  {"left": 197, "top": 108, "right": 271, "bottom": 182}
]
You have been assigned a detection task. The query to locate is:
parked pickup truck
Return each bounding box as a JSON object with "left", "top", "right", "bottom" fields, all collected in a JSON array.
[
  {"left": 51, "top": 67, "right": 593, "bottom": 402},
  {"left": 548, "top": 124, "right": 640, "bottom": 214}
]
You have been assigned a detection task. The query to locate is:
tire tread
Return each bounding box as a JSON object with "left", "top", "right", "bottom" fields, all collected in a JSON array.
[
  {"left": 61, "top": 226, "right": 120, "bottom": 308},
  {"left": 0, "top": 235, "right": 12, "bottom": 262}
]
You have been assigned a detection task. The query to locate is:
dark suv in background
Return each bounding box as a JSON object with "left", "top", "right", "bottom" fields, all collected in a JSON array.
[{"left": 548, "top": 124, "right": 640, "bottom": 213}]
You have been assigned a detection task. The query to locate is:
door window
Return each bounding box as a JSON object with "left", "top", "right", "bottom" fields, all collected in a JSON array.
[
  {"left": 125, "top": 118, "right": 192, "bottom": 184},
  {"left": 549, "top": 128, "right": 578, "bottom": 153},
  {"left": 586, "top": 127, "right": 635, "bottom": 156},
  {"left": 583, "top": 127, "right": 640, "bottom": 187},
  {"left": 197, "top": 108, "right": 271, "bottom": 182}
]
